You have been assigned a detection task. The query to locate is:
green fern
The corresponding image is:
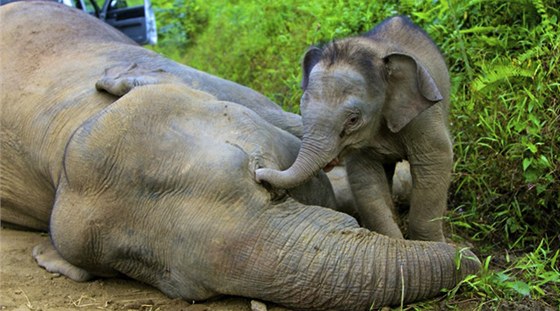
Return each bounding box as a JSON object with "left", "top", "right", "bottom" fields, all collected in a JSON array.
[{"left": 471, "top": 63, "right": 533, "bottom": 92}]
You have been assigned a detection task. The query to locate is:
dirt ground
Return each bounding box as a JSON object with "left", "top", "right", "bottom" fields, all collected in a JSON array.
[
  {"left": 0, "top": 228, "right": 290, "bottom": 311},
  {"left": 4, "top": 226, "right": 556, "bottom": 311}
]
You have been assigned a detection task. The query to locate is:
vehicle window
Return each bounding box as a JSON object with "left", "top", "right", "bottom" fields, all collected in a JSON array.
[
  {"left": 83, "top": 0, "right": 98, "bottom": 13},
  {"left": 54, "top": 0, "right": 157, "bottom": 45},
  {"left": 108, "top": 0, "right": 144, "bottom": 10},
  {"left": 90, "top": 0, "right": 104, "bottom": 9}
]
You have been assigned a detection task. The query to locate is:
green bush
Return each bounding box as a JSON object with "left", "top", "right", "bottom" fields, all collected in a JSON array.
[
  {"left": 150, "top": 0, "right": 208, "bottom": 60},
  {"left": 153, "top": 0, "right": 397, "bottom": 111},
  {"left": 437, "top": 0, "right": 559, "bottom": 251},
  {"left": 150, "top": 1, "right": 560, "bottom": 305}
]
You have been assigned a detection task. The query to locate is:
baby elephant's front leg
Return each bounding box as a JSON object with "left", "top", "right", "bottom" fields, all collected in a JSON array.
[
  {"left": 407, "top": 151, "right": 453, "bottom": 242},
  {"left": 347, "top": 153, "right": 404, "bottom": 239}
]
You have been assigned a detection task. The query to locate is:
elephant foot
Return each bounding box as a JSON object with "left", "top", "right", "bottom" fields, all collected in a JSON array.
[
  {"left": 32, "top": 240, "right": 93, "bottom": 282},
  {"left": 407, "top": 225, "right": 445, "bottom": 242}
]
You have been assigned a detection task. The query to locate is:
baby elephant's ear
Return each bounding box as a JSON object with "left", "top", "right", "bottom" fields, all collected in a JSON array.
[
  {"left": 95, "top": 63, "right": 177, "bottom": 96},
  {"left": 301, "top": 46, "right": 323, "bottom": 90},
  {"left": 382, "top": 53, "right": 443, "bottom": 133}
]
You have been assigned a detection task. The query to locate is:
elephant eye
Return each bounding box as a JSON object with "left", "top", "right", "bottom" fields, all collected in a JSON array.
[
  {"left": 341, "top": 112, "right": 361, "bottom": 138},
  {"left": 346, "top": 113, "right": 361, "bottom": 128}
]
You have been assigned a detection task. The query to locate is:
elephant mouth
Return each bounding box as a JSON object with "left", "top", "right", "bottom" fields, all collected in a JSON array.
[{"left": 323, "top": 157, "right": 340, "bottom": 173}]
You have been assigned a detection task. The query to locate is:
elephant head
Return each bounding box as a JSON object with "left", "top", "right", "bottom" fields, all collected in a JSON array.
[{"left": 256, "top": 17, "right": 444, "bottom": 189}]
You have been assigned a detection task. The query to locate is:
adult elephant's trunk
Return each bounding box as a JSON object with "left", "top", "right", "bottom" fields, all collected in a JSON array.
[
  {"left": 218, "top": 203, "right": 480, "bottom": 310},
  {"left": 256, "top": 135, "right": 337, "bottom": 189}
]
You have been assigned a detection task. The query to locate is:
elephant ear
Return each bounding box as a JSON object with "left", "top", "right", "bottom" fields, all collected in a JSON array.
[
  {"left": 383, "top": 53, "right": 443, "bottom": 133},
  {"left": 301, "top": 46, "right": 323, "bottom": 90},
  {"left": 95, "top": 63, "right": 179, "bottom": 96}
]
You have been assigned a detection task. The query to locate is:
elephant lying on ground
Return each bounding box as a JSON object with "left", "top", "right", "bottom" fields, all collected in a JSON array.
[{"left": 0, "top": 2, "right": 480, "bottom": 310}]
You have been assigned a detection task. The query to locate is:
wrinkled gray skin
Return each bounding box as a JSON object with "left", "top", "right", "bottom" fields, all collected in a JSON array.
[
  {"left": 327, "top": 161, "right": 412, "bottom": 221},
  {"left": 257, "top": 16, "right": 452, "bottom": 242},
  {"left": 1, "top": 3, "right": 479, "bottom": 310}
]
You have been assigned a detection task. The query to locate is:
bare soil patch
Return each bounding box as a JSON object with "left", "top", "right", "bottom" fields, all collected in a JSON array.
[{"left": 0, "top": 228, "right": 289, "bottom": 311}]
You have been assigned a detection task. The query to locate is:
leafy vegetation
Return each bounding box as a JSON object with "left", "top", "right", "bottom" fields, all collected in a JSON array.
[{"left": 151, "top": 0, "right": 559, "bottom": 309}]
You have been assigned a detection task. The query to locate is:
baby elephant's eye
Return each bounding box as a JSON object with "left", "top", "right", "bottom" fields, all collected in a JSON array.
[
  {"left": 346, "top": 113, "right": 361, "bottom": 127},
  {"left": 340, "top": 113, "right": 361, "bottom": 138}
]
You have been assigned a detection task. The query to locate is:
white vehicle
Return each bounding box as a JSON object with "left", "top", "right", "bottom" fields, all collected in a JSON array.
[{"left": 1, "top": 0, "right": 157, "bottom": 45}]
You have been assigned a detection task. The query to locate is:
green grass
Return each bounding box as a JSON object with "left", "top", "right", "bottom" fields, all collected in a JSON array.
[
  {"left": 150, "top": 0, "right": 560, "bottom": 308},
  {"left": 405, "top": 240, "right": 559, "bottom": 310}
]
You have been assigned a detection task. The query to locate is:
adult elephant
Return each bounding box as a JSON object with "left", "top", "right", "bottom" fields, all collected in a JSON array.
[
  {"left": 0, "top": 2, "right": 480, "bottom": 310},
  {"left": 257, "top": 16, "right": 454, "bottom": 242}
]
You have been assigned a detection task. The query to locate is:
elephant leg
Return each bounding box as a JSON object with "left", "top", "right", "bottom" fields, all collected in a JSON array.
[
  {"left": 407, "top": 150, "right": 452, "bottom": 242},
  {"left": 32, "top": 239, "right": 93, "bottom": 282},
  {"left": 346, "top": 152, "right": 403, "bottom": 239}
]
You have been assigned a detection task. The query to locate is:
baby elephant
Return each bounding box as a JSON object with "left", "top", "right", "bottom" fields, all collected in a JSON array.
[{"left": 257, "top": 16, "right": 452, "bottom": 242}]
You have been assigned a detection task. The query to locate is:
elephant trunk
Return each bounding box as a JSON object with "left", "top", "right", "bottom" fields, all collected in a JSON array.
[
  {"left": 256, "top": 136, "right": 336, "bottom": 189},
  {"left": 287, "top": 235, "right": 478, "bottom": 310},
  {"left": 220, "top": 205, "right": 480, "bottom": 310}
]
